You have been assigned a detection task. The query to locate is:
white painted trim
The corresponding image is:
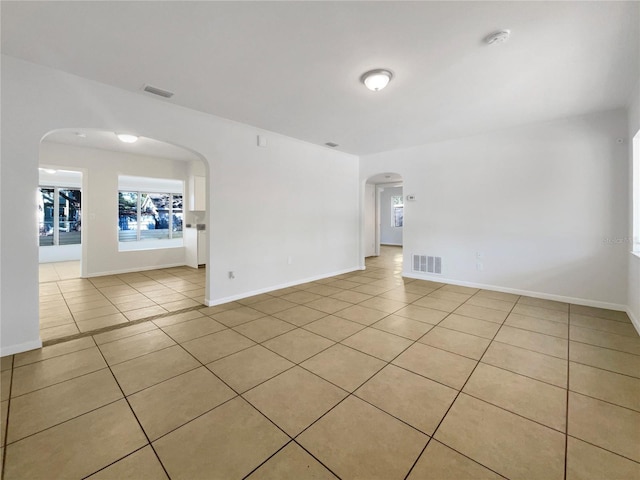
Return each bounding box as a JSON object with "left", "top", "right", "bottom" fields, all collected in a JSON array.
[
  {"left": 206, "top": 266, "right": 362, "bottom": 306},
  {"left": 380, "top": 243, "right": 403, "bottom": 246},
  {"left": 85, "top": 263, "right": 187, "bottom": 278},
  {"left": 1, "top": 338, "right": 43, "bottom": 357},
  {"left": 403, "top": 271, "right": 628, "bottom": 312},
  {"left": 626, "top": 306, "right": 640, "bottom": 335}
]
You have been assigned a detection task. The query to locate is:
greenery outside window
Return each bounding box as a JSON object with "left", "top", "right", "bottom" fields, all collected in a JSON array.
[{"left": 119, "top": 192, "right": 183, "bottom": 242}]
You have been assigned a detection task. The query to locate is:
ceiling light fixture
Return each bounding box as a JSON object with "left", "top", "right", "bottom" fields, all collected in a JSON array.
[
  {"left": 484, "top": 30, "right": 511, "bottom": 45},
  {"left": 360, "top": 69, "right": 393, "bottom": 92},
  {"left": 116, "top": 133, "right": 139, "bottom": 143}
]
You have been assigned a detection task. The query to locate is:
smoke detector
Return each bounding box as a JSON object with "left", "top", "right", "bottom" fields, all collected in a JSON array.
[{"left": 484, "top": 30, "right": 511, "bottom": 45}]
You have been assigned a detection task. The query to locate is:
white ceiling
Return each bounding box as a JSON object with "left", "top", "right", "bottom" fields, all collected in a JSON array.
[
  {"left": 2, "top": 1, "right": 638, "bottom": 156},
  {"left": 43, "top": 130, "right": 202, "bottom": 162}
]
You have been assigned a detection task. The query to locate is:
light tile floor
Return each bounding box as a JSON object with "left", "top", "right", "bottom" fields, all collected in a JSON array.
[
  {"left": 38, "top": 261, "right": 206, "bottom": 342},
  {"left": 1, "top": 246, "right": 637, "bottom": 479}
]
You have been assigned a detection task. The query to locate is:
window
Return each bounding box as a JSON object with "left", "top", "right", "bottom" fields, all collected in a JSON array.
[
  {"left": 118, "top": 191, "right": 183, "bottom": 243},
  {"left": 38, "top": 187, "right": 81, "bottom": 246},
  {"left": 391, "top": 195, "right": 404, "bottom": 227}
]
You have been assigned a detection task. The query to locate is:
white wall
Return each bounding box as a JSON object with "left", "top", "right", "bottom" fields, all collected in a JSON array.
[
  {"left": 380, "top": 185, "right": 403, "bottom": 246},
  {"left": 0, "top": 55, "right": 360, "bottom": 355},
  {"left": 627, "top": 78, "right": 640, "bottom": 329},
  {"left": 41, "top": 142, "right": 190, "bottom": 276},
  {"left": 361, "top": 109, "right": 629, "bottom": 309},
  {"left": 364, "top": 183, "right": 376, "bottom": 257}
]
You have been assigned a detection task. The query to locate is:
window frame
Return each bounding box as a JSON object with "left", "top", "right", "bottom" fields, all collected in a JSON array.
[
  {"left": 118, "top": 190, "right": 183, "bottom": 245},
  {"left": 391, "top": 195, "right": 404, "bottom": 228}
]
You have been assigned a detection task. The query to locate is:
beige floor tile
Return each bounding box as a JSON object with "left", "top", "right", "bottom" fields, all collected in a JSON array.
[
  {"left": 263, "top": 329, "right": 334, "bottom": 363},
  {"left": 11, "top": 347, "right": 106, "bottom": 397},
  {"left": 453, "top": 304, "right": 508, "bottom": 323},
  {"left": 4, "top": 400, "right": 147, "bottom": 479},
  {"left": 403, "top": 282, "right": 440, "bottom": 295},
  {"left": 358, "top": 297, "right": 407, "bottom": 314},
  {"left": 234, "top": 316, "right": 297, "bottom": 343},
  {"left": 14, "top": 336, "right": 95, "bottom": 367},
  {"left": 463, "top": 363, "right": 566, "bottom": 431},
  {"left": 197, "top": 302, "right": 241, "bottom": 316},
  {"left": 87, "top": 445, "right": 168, "bottom": 479},
  {"left": 67, "top": 298, "right": 114, "bottom": 313},
  {"left": 40, "top": 323, "right": 80, "bottom": 341},
  {"left": 356, "top": 364, "right": 457, "bottom": 435},
  {"left": 0, "top": 356, "right": 12, "bottom": 372},
  {"left": 407, "top": 440, "right": 503, "bottom": 480},
  {"left": 372, "top": 315, "right": 434, "bottom": 340},
  {"left": 566, "top": 436, "right": 640, "bottom": 480},
  {"left": 302, "top": 344, "right": 385, "bottom": 392},
  {"left": 333, "top": 304, "right": 389, "bottom": 325},
  {"left": 247, "top": 298, "right": 298, "bottom": 315},
  {"left": 236, "top": 293, "right": 275, "bottom": 306},
  {"left": 161, "top": 316, "right": 226, "bottom": 343},
  {"left": 303, "top": 315, "right": 365, "bottom": 341},
  {"left": 419, "top": 327, "right": 489, "bottom": 360},
  {"left": 207, "top": 345, "right": 294, "bottom": 393},
  {"left": 111, "top": 345, "right": 200, "bottom": 395},
  {"left": 428, "top": 290, "right": 473, "bottom": 303},
  {"left": 152, "top": 310, "right": 204, "bottom": 328},
  {"left": 342, "top": 328, "right": 413, "bottom": 361},
  {"left": 181, "top": 329, "right": 256, "bottom": 364},
  {"left": 482, "top": 341, "right": 568, "bottom": 388},
  {"left": 298, "top": 396, "right": 427, "bottom": 480},
  {"left": 570, "top": 341, "right": 640, "bottom": 378},
  {"left": 93, "top": 321, "right": 159, "bottom": 345},
  {"left": 272, "top": 305, "right": 328, "bottom": 326},
  {"left": 413, "top": 296, "right": 464, "bottom": 313},
  {"left": 466, "top": 295, "right": 515, "bottom": 312},
  {"left": 72, "top": 305, "right": 121, "bottom": 322},
  {"left": 378, "top": 289, "right": 424, "bottom": 303},
  {"left": 495, "top": 325, "right": 567, "bottom": 359},
  {"left": 570, "top": 362, "right": 640, "bottom": 411},
  {"left": 441, "top": 284, "right": 479, "bottom": 295},
  {"left": 212, "top": 306, "right": 266, "bottom": 327},
  {"left": 1, "top": 400, "right": 7, "bottom": 445},
  {"left": 305, "top": 284, "right": 345, "bottom": 296},
  {"left": 568, "top": 391, "right": 640, "bottom": 462},
  {"left": 351, "top": 283, "right": 392, "bottom": 296},
  {"left": 123, "top": 305, "right": 168, "bottom": 321},
  {"left": 394, "top": 304, "right": 448, "bottom": 324},
  {"left": 7, "top": 368, "right": 122, "bottom": 443},
  {"left": 98, "top": 330, "right": 176, "bottom": 365},
  {"left": 129, "top": 367, "right": 236, "bottom": 440},
  {"left": 158, "top": 298, "right": 201, "bottom": 312},
  {"left": 246, "top": 441, "right": 338, "bottom": 479},
  {"left": 144, "top": 292, "right": 186, "bottom": 304},
  {"left": 570, "top": 305, "right": 630, "bottom": 322},
  {"left": 244, "top": 366, "right": 347, "bottom": 436},
  {"left": 77, "top": 313, "right": 129, "bottom": 332},
  {"left": 505, "top": 312, "right": 568, "bottom": 338},
  {"left": 279, "top": 290, "right": 324, "bottom": 304},
  {"left": 518, "top": 296, "right": 568, "bottom": 312},
  {"left": 153, "top": 397, "right": 288, "bottom": 479},
  {"left": 570, "top": 313, "right": 638, "bottom": 336},
  {"left": 269, "top": 286, "right": 302, "bottom": 297},
  {"left": 393, "top": 343, "right": 477, "bottom": 390},
  {"left": 435, "top": 393, "right": 565, "bottom": 480},
  {"left": 438, "top": 314, "right": 500, "bottom": 339},
  {"left": 329, "top": 289, "right": 374, "bottom": 304},
  {"left": 305, "top": 297, "right": 352, "bottom": 315},
  {"left": 570, "top": 325, "right": 640, "bottom": 355},
  {"left": 512, "top": 304, "right": 568, "bottom": 323}
]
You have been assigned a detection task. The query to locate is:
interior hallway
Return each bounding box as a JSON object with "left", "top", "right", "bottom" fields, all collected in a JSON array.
[{"left": 2, "top": 246, "right": 638, "bottom": 479}]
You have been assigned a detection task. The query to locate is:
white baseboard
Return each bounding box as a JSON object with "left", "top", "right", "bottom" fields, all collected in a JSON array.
[
  {"left": 380, "top": 243, "right": 403, "bottom": 246},
  {"left": 1, "top": 338, "right": 43, "bottom": 357},
  {"left": 403, "top": 272, "right": 628, "bottom": 312},
  {"left": 85, "top": 263, "right": 187, "bottom": 278},
  {"left": 206, "top": 266, "right": 362, "bottom": 307},
  {"left": 626, "top": 307, "right": 640, "bottom": 335}
]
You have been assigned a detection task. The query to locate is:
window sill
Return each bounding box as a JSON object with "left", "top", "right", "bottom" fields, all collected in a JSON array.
[
  {"left": 119, "top": 239, "right": 184, "bottom": 252},
  {"left": 632, "top": 250, "right": 640, "bottom": 260}
]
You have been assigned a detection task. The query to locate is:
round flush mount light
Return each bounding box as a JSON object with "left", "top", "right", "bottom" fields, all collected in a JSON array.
[
  {"left": 484, "top": 30, "right": 511, "bottom": 45},
  {"left": 116, "top": 133, "right": 139, "bottom": 143},
  {"left": 360, "top": 69, "right": 393, "bottom": 91}
]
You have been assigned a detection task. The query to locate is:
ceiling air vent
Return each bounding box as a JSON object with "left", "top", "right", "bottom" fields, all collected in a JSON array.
[
  {"left": 413, "top": 254, "right": 442, "bottom": 275},
  {"left": 143, "top": 84, "right": 174, "bottom": 98},
  {"left": 325, "top": 142, "right": 339, "bottom": 148}
]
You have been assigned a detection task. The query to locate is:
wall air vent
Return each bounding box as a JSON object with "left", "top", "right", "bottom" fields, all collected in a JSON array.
[
  {"left": 412, "top": 254, "right": 442, "bottom": 275},
  {"left": 142, "top": 84, "right": 174, "bottom": 98}
]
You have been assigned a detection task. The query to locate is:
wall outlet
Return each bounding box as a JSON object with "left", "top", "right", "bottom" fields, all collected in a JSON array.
[
  {"left": 476, "top": 261, "right": 484, "bottom": 271},
  {"left": 476, "top": 251, "right": 485, "bottom": 259},
  {"left": 287, "top": 256, "right": 293, "bottom": 265},
  {"left": 228, "top": 271, "right": 235, "bottom": 279}
]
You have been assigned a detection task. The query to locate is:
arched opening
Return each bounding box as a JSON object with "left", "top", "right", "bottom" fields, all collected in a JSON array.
[
  {"left": 363, "top": 172, "right": 404, "bottom": 271},
  {"left": 38, "top": 129, "right": 210, "bottom": 342}
]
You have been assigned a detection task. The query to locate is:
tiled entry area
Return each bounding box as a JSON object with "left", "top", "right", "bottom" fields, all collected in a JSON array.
[
  {"left": 2, "top": 246, "right": 639, "bottom": 479},
  {"left": 39, "top": 263, "right": 206, "bottom": 342}
]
